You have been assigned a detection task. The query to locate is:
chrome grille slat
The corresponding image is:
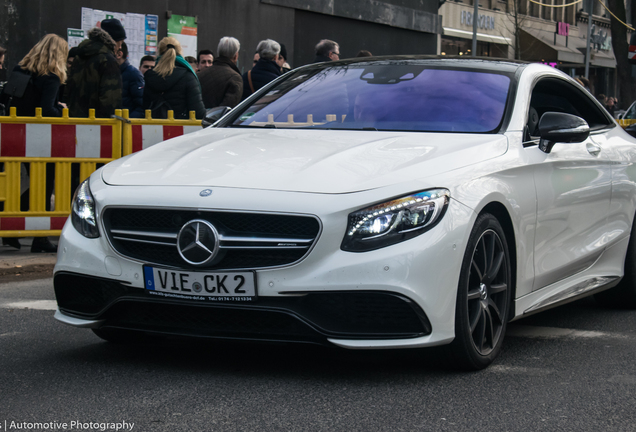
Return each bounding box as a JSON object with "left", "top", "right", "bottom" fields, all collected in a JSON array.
[
  {"left": 220, "top": 246, "right": 310, "bottom": 250},
  {"left": 104, "top": 208, "right": 321, "bottom": 270},
  {"left": 110, "top": 229, "right": 178, "bottom": 239},
  {"left": 111, "top": 236, "right": 176, "bottom": 246}
]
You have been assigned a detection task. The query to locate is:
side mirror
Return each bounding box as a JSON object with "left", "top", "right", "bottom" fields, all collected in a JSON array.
[
  {"left": 202, "top": 106, "right": 231, "bottom": 128},
  {"left": 538, "top": 112, "right": 590, "bottom": 154}
]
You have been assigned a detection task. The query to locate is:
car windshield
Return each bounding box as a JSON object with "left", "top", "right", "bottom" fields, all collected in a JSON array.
[{"left": 230, "top": 63, "right": 512, "bottom": 133}]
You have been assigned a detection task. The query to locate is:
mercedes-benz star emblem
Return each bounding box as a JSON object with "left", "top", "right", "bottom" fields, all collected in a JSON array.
[
  {"left": 199, "top": 189, "right": 213, "bottom": 197},
  {"left": 177, "top": 219, "right": 220, "bottom": 266}
]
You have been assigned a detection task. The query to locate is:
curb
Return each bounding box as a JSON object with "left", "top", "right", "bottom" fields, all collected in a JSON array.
[{"left": 1, "top": 238, "right": 58, "bottom": 271}]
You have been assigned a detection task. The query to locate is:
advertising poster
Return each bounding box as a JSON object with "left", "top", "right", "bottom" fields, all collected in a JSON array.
[
  {"left": 79, "top": 7, "right": 147, "bottom": 69},
  {"left": 125, "top": 13, "right": 146, "bottom": 70},
  {"left": 145, "top": 15, "right": 158, "bottom": 56},
  {"left": 167, "top": 14, "right": 197, "bottom": 58}
]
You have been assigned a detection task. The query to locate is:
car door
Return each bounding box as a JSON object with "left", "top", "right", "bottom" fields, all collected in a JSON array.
[{"left": 527, "top": 77, "right": 614, "bottom": 291}]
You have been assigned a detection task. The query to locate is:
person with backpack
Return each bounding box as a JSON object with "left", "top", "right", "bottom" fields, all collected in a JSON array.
[
  {"left": 0, "top": 34, "right": 69, "bottom": 253},
  {"left": 64, "top": 19, "right": 124, "bottom": 118},
  {"left": 142, "top": 37, "right": 205, "bottom": 119},
  {"left": 5, "top": 34, "right": 68, "bottom": 117}
]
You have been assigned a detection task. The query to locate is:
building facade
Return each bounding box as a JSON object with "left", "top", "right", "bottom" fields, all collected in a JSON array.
[
  {"left": 439, "top": 0, "right": 622, "bottom": 97},
  {"left": 0, "top": 0, "right": 441, "bottom": 77}
]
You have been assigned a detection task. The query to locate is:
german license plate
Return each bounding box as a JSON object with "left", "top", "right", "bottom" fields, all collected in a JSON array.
[{"left": 143, "top": 266, "right": 256, "bottom": 302}]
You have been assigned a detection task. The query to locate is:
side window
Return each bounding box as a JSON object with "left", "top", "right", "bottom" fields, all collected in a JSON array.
[{"left": 528, "top": 78, "right": 612, "bottom": 138}]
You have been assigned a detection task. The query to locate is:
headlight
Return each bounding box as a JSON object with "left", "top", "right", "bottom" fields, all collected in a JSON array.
[
  {"left": 341, "top": 189, "right": 450, "bottom": 252},
  {"left": 71, "top": 178, "right": 99, "bottom": 238}
]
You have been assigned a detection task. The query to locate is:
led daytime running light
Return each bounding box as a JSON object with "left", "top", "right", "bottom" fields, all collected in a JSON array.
[{"left": 348, "top": 190, "right": 449, "bottom": 237}]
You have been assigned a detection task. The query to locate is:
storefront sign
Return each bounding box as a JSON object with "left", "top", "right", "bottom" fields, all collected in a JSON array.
[
  {"left": 556, "top": 22, "right": 569, "bottom": 36},
  {"left": 460, "top": 11, "right": 495, "bottom": 30}
]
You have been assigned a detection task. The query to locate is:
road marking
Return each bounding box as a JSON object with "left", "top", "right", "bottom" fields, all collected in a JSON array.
[
  {"left": 488, "top": 365, "right": 554, "bottom": 376},
  {"left": 608, "top": 375, "right": 636, "bottom": 385},
  {"left": 0, "top": 300, "right": 57, "bottom": 310},
  {"left": 507, "top": 324, "right": 628, "bottom": 340}
]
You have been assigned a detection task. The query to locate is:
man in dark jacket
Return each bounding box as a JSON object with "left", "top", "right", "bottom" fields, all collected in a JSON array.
[
  {"left": 116, "top": 42, "right": 145, "bottom": 117},
  {"left": 65, "top": 19, "right": 124, "bottom": 118},
  {"left": 242, "top": 39, "right": 282, "bottom": 101},
  {"left": 313, "top": 39, "right": 340, "bottom": 63},
  {"left": 199, "top": 37, "right": 242, "bottom": 109}
]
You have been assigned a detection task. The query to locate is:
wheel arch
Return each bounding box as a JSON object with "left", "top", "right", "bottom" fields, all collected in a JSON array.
[{"left": 478, "top": 202, "right": 517, "bottom": 318}]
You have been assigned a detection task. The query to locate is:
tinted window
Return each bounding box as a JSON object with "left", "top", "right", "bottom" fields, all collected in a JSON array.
[
  {"left": 624, "top": 102, "right": 636, "bottom": 120},
  {"left": 230, "top": 65, "right": 511, "bottom": 133},
  {"left": 530, "top": 78, "right": 612, "bottom": 129}
]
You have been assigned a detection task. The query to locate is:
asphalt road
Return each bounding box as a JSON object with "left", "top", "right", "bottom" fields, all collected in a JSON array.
[{"left": 1, "top": 277, "right": 636, "bottom": 432}]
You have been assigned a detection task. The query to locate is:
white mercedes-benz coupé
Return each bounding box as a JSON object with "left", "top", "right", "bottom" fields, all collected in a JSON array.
[{"left": 54, "top": 57, "right": 636, "bottom": 370}]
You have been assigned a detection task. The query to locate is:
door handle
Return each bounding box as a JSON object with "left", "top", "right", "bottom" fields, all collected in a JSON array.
[{"left": 586, "top": 142, "right": 601, "bottom": 156}]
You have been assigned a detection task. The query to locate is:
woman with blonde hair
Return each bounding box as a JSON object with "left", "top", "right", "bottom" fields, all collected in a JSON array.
[
  {"left": 1, "top": 34, "right": 68, "bottom": 253},
  {"left": 143, "top": 37, "right": 205, "bottom": 119},
  {"left": 8, "top": 33, "right": 68, "bottom": 117}
]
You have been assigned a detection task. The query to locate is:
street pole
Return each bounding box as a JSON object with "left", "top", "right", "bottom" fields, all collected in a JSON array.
[
  {"left": 584, "top": 0, "right": 592, "bottom": 79},
  {"left": 472, "top": 0, "right": 479, "bottom": 56}
]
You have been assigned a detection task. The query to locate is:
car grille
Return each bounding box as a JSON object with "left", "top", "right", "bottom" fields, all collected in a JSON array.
[{"left": 102, "top": 208, "right": 321, "bottom": 270}]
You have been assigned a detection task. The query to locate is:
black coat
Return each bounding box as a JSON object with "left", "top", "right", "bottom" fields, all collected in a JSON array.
[
  {"left": 242, "top": 58, "right": 282, "bottom": 100},
  {"left": 120, "top": 59, "right": 145, "bottom": 118},
  {"left": 143, "top": 64, "right": 206, "bottom": 119},
  {"left": 7, "top": 66, "right": 64, "bottom": 117}
]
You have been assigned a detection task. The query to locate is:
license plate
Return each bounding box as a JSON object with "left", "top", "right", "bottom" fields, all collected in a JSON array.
[{"left": 143, "top": 266, "right": 256, "bottom": 302}]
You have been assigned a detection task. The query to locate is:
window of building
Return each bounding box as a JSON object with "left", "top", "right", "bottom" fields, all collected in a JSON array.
[
  {"left": 542, "top": 0, "right": 553, "bottom": 20},
  {"left": 529, "top": 0, "right": 541, "bottom": 18}
]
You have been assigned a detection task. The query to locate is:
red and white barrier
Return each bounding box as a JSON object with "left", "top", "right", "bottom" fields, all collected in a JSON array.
[
  {"left": 0, "top": 123, "right": 114, "bottom": 158},
  {"left": 131, "top": 125, "right": 200, "bottom": 153},
  {"left": 0, "top": 216, "right": 67, "bottom": 231}
]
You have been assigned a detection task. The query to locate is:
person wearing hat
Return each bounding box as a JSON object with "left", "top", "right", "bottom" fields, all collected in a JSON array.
[
  {"left": 277, "top": 44, "right": 291, "bottom": 73},
  {"left": 64, "top": 18, "right": 124, "bottom": 118}
]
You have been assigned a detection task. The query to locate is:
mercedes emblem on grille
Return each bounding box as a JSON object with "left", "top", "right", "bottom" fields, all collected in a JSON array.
[{"left": 177, "top": 219, "right": 220, "bottom": 266}]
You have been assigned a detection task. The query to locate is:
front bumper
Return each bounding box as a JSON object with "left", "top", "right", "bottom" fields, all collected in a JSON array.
[
  {"left": 55, "top": 183, "right": 475, "bottom": 349},
  {"left": 54, "top": 272, "right": 432, "bottom": 345}
]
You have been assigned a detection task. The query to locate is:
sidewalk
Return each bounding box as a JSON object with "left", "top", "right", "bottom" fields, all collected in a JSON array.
[{"left": 0, "top": 237, "right": 58, "bottom": 273}]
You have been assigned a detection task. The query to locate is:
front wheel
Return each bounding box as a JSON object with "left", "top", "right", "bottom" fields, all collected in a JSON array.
[{"left": 447, "top": 214, "right": 512, "bottom": 370}]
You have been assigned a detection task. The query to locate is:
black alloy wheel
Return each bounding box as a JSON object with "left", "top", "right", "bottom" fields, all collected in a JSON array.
[{"left": 448, "top": 213, "right": 511, "bottom": 370}]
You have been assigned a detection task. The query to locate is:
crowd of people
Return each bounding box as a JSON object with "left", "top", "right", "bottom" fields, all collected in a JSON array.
[{"left": 0, "top": 19, "right": 353, "bottom": 252}]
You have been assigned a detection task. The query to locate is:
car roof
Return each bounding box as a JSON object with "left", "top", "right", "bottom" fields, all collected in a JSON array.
[{"left": 302, "top": 55, "right": 528, "bottom": 75}]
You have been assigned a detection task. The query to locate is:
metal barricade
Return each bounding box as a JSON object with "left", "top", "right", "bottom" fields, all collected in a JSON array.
[
  {"left": 0, "top": 107, "right": 123, "bottom": 237},
  {"left": 0, "top": 107, "right": 202, "bottom": 238},
  {"left": 618, "top": 119, "right": 636, "bottom": 128},
  {"left": 121, "top": 109, "right": 202, "bottom": 156}
]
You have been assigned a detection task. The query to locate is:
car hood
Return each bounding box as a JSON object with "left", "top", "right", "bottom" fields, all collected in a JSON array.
[{"left": 101, "top": 128, "right": 508, "bottom": 193}]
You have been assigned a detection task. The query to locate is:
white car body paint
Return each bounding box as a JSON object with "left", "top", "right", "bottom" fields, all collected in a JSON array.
[{"left": 54, "top": 60, "right": 636, "bottom": 352}]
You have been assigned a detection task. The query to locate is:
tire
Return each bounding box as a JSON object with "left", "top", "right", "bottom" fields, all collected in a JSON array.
[
  {"left": 595, "top": 222, "right": 636, "bottom": 308},
  {"left": 447, "top": 213, "right": 512, "bottom": 371}
]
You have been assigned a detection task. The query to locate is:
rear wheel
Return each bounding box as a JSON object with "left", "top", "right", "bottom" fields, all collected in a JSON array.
[
  {"left": 448, "top": 214, "right": 512, "bottom": 370},
  {"left": 595, "top": 222, "right": 636, "bottom": 308}
]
